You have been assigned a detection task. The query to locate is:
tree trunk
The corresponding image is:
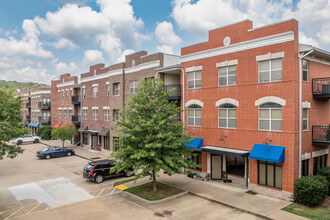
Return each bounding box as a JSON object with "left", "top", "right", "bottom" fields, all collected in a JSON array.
[
  {"left": 62, "top": 140, "right": 65, "bottom": 148},
  {"left": 152, "top": 171, "right": 157, "bottom": 192}
]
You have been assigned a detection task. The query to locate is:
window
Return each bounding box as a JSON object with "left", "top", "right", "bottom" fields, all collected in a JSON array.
[
  {"left": 82, "top": 88, "right": 85, "bottom": 98},
  {"left": 104, "top": 109, "right": 110, "bottom": 121},
  {"left": 106, "top": 84, "right": 110, "bottom": 96},
  {"left": 258, "top": 58, "right": 282, "bottom": 82},
  {"left": 113, "top": 110, "right": 120, "bottom": 121},
  {"left": 62, "top": 91, "right": 64, "bottom": 99},
  {"left": 302, "top": 159, "right": 309, "bottom": 176},
  {"left": 219, "top": 104, "right": 236, "bottom": 128},
  {"left": 303, "top": 108, "right": 308, "bottom": 131},
  {"left": 83, "top": 109, "right": 87, "bottom": 120},
  {"left": 187, "top": 104, "right": 201, "bottom": 126},
  {"left": 226, "top": 156, "right": 245, "bottom": 177},
  {"left": 64, "top": 110, "right": 67, "bottom": 118},
  {"left": 59, "top": 110, "right": 62, "bottom": 118},
  {"left": 66, "top": 91, "right": 68, "bottom": 99},
  {"left": 187, "top": 71, "right": 201, "bottom": 89},
  {"left": 258, "top": 161, "right": 282, "bottom": 189},
  {"left": 303, "top": 59, "right": 308, "bottom": 81},
  {"left": 218, "top": 65, "right": 236, "bottom": 86},
  {"left": 313, "top": 155, "right": 327, "bottom": 175},
  {"left": 71, "top": 89, "right": 73, "bottom": 97},
  {"left": 130, "top": 81, "right": 138, "bottom": 94},
  {"left": 58, "top": 92, "right": 60, "bottom": 100},
  {"left": 69, "top": 110, "right": 73, "bottom": 119},
  {"left": 114, "top": 83, "right": 120, "bottom": 96},
  {"left": 93, "top": 109, "right": 98, "bottom": 120},
  {"left": 104, "top": 136, "right": 110, "bottom": 150},
  {"left": 259, "top": 103, "right": 282, "bottom": 131},
  {"left": 93, "top": 86, "right": 98, "bottom": 98},
  {"left": 191, "top": 151, "right": 202, "bottom": 171}
]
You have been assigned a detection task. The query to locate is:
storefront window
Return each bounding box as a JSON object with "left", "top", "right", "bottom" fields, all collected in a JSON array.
[
  {"left": 191, "top": 151, "right": 202, "bottom": 171},
  {"left": 226, "top": 156, "right": 244, "bottom": 177},
  {"left": 258, "top": 161, "right": 282, "bottom": 189},
  {"left": 302, "top": 159, "right": 309, "bottom": 176},
  {"left": 313, "top": 155, "right": 327, "bottom": 175}
]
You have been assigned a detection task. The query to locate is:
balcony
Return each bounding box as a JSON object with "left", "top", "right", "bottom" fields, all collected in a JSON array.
[
  {"left": 312, "top": 77, "right": 330, "bottom": 99},
  {"left": 71, "top": 95, "right": 81, "bottom": 105},
  {"left": 26, "top": 115, "right": 31, "bottom": 122},
  {"left": 164, "top": 84, "right": 181, "bottom": 100},
  {"left": 38, "top": 102, "right": 51, "bottom": 110},
  {"left": 72, "top": 115, "right": 81, "bottom": 125},
  {"left": 26, "top": 103, "right": 31, "bottom": 108},
  {"left": 38, "top": 116, "right": 51, "bottom": 125},
  {"left": 312, "top": 125, "right": 330, "bottom": 146}
]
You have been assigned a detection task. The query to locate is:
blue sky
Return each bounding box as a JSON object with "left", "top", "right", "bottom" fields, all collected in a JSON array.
[{"left": 0, "top": 0, "right": 329, "bottom": 84}]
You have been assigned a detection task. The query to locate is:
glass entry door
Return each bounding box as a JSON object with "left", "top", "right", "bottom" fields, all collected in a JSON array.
[{"left": 211, "top": 155, "right": 222, "bottom": 180}]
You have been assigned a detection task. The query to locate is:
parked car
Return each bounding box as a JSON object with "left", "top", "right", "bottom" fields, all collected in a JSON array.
[
  {"left": 12, "top": 134, "right": 41, "bottom": 145},
  {"left": 83, "top": 159, "right": 133, "bottom": 183},
  {"left": 36, "top": 146, "right": 75, "bottom": 159}
]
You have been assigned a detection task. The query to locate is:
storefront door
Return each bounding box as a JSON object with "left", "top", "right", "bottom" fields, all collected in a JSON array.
[
  {"left": 211, "top": 155, "right": 222, "bottom": 180},
  {"left": 91, "top": 135, "right": 98, "bottom": 148}
]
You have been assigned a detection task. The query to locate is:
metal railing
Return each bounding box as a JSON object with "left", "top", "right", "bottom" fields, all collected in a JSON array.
[
  {"left": 71, "top": 115, "right": 81, "bottom": 124},
  {"left": 26, "top": 103, "right": 31, "bottom": 108},
  {"left": 312, "top": 125, "right": 330, "bottom": 146},
  {"left": 38, "top": 102, "right": 51, "bottom": 109},
  {"left": 164, "top": 84, "right": 181, "bottom": 100},
  {"left": 38, "top": 116, "right": 51, "bottom": 125},
  {"left": 71, "top": 95, "right": 81, "bottom": 104},
  {"left": 312, "top": 77, "right": 330, "bottom": 98}
]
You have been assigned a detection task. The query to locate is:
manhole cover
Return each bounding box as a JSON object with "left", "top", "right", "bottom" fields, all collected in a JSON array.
[
  {"left": 245, "top": 190, "right": 257, "bottom": 195},
  {"left": 90, "top": 157, "right": 101, "bottom": 160}
]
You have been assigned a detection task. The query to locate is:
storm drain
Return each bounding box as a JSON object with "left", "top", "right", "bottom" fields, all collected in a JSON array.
[{"left": 245, "top": 190, "right": 257, "bottom": 195}]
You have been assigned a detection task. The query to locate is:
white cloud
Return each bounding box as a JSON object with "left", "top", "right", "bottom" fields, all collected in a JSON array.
[
  {"left": 156, "top": 45, "right": 173, "bottom": 54},
  {"left": 83, "top": 49, "right": 104, "bottom": 65},
  {"left": 155, "top": 21, "right": 182, "bottom": 45},
  {"left": 51, "top": 38, "right": 79, "bottom": 50},
  {"left": 116, "top": 49, "right": 135, "bottom": 63},
  {"left": 55, "top": 61, "right": 78, "bottom": 73},
  {"left": 299, "top": 32, "right": 319, "bottom": 47}
]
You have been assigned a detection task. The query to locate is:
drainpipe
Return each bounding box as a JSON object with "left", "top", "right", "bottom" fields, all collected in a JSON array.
[
  {"left": 80, "top": 85, "right": 83, "bottom": 148},
  {"left": 181, "top": 68, "right": 185, "bottom": 128},
  {"left": 298, "top": 49, "right": 313, "bottom": 178}
]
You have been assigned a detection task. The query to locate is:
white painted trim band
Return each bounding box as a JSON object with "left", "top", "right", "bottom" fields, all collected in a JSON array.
[
  {"left": 215, "top": 98, "right": 239, "bottom": 107},
  {"left": 82, "top": 107, "right": 88, "bottom": 110},
  {"left": 216, "top": 59, "right": 238, "bottom": 68},
  {"left": 92, "top": 83, "right": 99, "bottom": 87},
  {"left": 92, "top": 107, "right": 99, "bottom": 110},
  {"left": 256, "top": 52, "right": 285, "bottom": 61},
  {"left": 302, "top": 101, "right": 311, "bottom": 109},
  {"left": 57, "top": 81, "right": 74, "bottom": 88},
  {"left": 31, "top": 90, "right": 51, "bottom": 95},
  {"left": 255, "top": 96, "right": 286, "bottom": 106},
  {"left": 186, "top": 66, "right": 203, "bottom": 72},
  {"left": 125, "top": 60, "right": 160, "bottom": 74},
  {"left": 81, "top": 69, "right": 123, "bottom": 83},
  {"left": 185, "top": 99, "right": 204, "bottom": 107},
  {"left": 312, "top": 149, "right": 329, "bottom": 158},
  {"left": 103, "top": 106, "right": 110, "bottom": 110}
]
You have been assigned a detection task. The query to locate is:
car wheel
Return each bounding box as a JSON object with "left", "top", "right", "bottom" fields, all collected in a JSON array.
[
  {"left": 45, "top": 155, "right": 51, "bottom": 159},
  {"left": 67, "top": 152, "right": 72, "bottom": 156},
  {"left": 34, "top": 139, "right": 39, "bottom": 143},
  {"left": 125, "top": 171, "right": 133, "bottom": 177},
  {"left": 17, "top": 141, "right": 22, "bottom": 145},
  {"left": 95, "top": 175, "right": 104, "bottom": 183}
]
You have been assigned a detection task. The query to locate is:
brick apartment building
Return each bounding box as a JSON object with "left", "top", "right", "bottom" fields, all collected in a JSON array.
[
  {"left": 15, "top": 88, "right": 31, "bottom": 125},
  {"left": 180, "top": 19, "right": 330, "bottom": 200}
]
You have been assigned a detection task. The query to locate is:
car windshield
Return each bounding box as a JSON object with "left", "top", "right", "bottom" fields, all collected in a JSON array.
[{"left": 41, "top": 148, "right": 50, "bottom": 152}]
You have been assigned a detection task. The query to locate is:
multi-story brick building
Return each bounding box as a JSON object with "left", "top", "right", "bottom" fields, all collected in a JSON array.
[
  {"left": 29, "top": 84, "right": 51, "bottom": 134},
  {"left": 15, "top": 88, "right": 31, "bottom": 125},
  {"left": 180, "top": 19, "right": 330, "bottom": 200}
]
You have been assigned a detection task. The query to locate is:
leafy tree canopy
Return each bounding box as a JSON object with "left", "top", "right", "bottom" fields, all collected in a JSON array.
[
  {"left": 0, "top": 88, "right": 27, "bottom": 159},
  {"left": 111, "top": 79, "right": 196, "bottom": 192},
  {"left": 37, "top": 125, "right": 52, "bottom": 140},
  {"left": 51, "top": 124, "right": 77, "bottom": 148}
]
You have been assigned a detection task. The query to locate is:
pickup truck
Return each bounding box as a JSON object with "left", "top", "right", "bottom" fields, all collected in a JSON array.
[{"left": 12, "top": 134, "right": 41, "bottom": 145}]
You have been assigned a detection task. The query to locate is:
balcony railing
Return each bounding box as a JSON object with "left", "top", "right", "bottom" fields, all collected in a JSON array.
[
  {"left": 312, "top": 77, "right": 330, "bottom": 99},
  {"left": 38, "top": 102, "right": 51, "bottom": 110},
  {"left": 26, "top": 103, "right": 31, "bottom": 108},
  {"left": 38, "top": 116, "right": 51, "bottom": 125},
  {"left": 312, "top": 125, "right": 330, "bottom": 146},
  {"left": 164, "top": 84, "right": 181, "bottom": 100},
  {"left": 71, "top": 95, "right": 81, "bottom": 105},
  {"left": 72, "top": 115, "right": 81, "bottom": 125}
]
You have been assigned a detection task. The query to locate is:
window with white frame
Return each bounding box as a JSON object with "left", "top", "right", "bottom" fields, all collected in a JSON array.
[
  {"left": 303, "top": 108, "right": 308, "bottom": 131},
  {"left": 187, "top": 71, "right": 201, "bottom": 89},
  {"left": 58, "top": 92, "right": 60, "bottom": 100},
  {"left": 93, "top": 109, "right": 98, "bottom": 120},
  {"left": 69, "top": 109, "right": 73, "bottom": 119},
  {"left": 219, "top": 104, "right": 236, "bottom": 128},
  {"left": 258, "top": 58, "right": 282, "bottom": 82},
  {"left": 93, "top": 86, "right": 98, "bottom": 98},
  {"left": 106, "top": 84, "right": 110, "bottom": 96},
  {"left": 303, "top": 59, "right": 308, "bottom": 81},
  {"left": 130, "top": 81, "right": 138, "bottom": 94},
  {"left": 113, "top": 109, "right": 120, "bottom": 121},
  {"left": 259, "top": 103, "right": 282, "bottom": 131},
  {"left": 66, "top": 91, "right": 68, "bottom": 99},
  {"left": 218, "top": 65, "right": 236, "bottom": 86},
  {"left": 62, "top": 91, "right": 64, "bottom": 99},
  {"left": 83, "top": 109, "right": 87, "bottom": 120},
  {"left": 104, "top": 109, "right": 110, "bottom": 121},
  {"left": 114, "top": 83, "right": 120, "bottom": 96},
  {"left": 59, "top": 110, "right": 62, "bottom": 118},
  {"left": 64, "top": 110, "right": 67, "bottom": 118},
  {"left": 82, "top": 88, "right": 85, "bottom": 98},
  {"left": 187, "top": 104, "right": 201, "bottom": 126}
]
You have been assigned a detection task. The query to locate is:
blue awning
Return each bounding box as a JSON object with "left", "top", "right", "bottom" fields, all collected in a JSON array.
[
  {"left": 35, "top": 123, "right": 40, "bottom": 128},
  {"left": 249, "top": 144, "right": 285, "bottom": 163},
  {"left": 23, "top": 120, "right": 28, "bottom": 125},
  {"left": 28, "top": 122, "right": 34, "bottom": 126},
  {"left": 185, "top": 138, "right": 203, "bottom": 150}
]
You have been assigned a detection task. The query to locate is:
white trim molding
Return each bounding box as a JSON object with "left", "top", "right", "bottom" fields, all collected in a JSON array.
[
  {"left": 82, "top": 85, "right": 86, "bottom": 89},
  {"left": 185, "top": 99, "right": 204, "bottom": 107},
  {"left": 181, "top": 31, "right": 294, "bottom": 63},
  {"left": 186, "top": 66, "right": 203, "bottom": 72},
  {"left": 58, "top": 107, "right": 62, "bottom": 110},
  {"left": 82, "top": 107, "right": 88, "bottom": 110},
  {"left": 81, "top": 69, "right": 123, "bottom": 83},
  {"left": 103, "top": 106, "right": 110, "bottom": 110},
  {"left": 106, "top": 81, "right": 110, "bottom": 85},
  {"left": 65, "top": 88, "right": 69, "bottom": 91},
  {"left": 256, "top": 52, "right": 285, "bottom": 61},
  {"left": 68, "top": 107, "right": 73, "bottom": 110},
  {"left": 92, "top": 106, "right": 99, "bottom": 110},
  {"left": 312, "top": 149, "right": 329, "bottom": 158},
  {"left": 57, "top": 81, "right": 74, "bottom": 88},
  {"left": 215, "top": 98, "right": 239, "bottom": 107},
  {"left": 125, "top": 60, "right": 160, "bottom": 74},
  {"left": 302, "top": 152, "right": 311, "bottom": 160},
  {"left": 31, "top": 90, "right": 51, "bottom": 95},
  {"left": 302, "top": 101, "right": 311, "bottom": 109},
  {"left": 255, "top": 96, "right": 286, "bottom": 106},
  {"left": 216, "top": 59, "right": 238, "bottom": 68},
  {"left": 92, "top": 83, "right": 99, "bottom": 87}
]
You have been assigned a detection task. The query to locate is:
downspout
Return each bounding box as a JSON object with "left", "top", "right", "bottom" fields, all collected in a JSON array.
[
  {"left": 298, "top": 49, "right": 313, "bottom": 178},
  {"left": 181, "top": 68, "right": 185, "bottom": 128},
  {"left": 80, "top": 85, "right": 83, "bottom": 148}
]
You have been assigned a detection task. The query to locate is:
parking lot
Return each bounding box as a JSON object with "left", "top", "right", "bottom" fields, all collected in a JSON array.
[{"left": 0, "top": 142, "right": 264, "bottom": 220}]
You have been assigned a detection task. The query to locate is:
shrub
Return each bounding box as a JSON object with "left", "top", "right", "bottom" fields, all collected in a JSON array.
[
  {"left": 317, "top": 167, "right": 330, "bottom": 195},
  {"left": 37, "top": 125, "right": 52, "bottom": 140},
  {"left": 294, "top": 175, "right": 328, "bottom": 207}
]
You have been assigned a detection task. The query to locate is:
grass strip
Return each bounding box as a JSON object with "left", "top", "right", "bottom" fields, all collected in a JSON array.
[
  {"left": 282, "top": 203, "right": 330, "bottom": 220},
  {"left": 113, "top": 176, "right": 140, "bottom": 186}
]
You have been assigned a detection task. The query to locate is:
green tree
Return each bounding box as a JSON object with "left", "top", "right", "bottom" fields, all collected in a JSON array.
[
  {"left": 0, "top": 88, "right": 27, "bottom": 159},
  {"left": 111, "top": 79, "right": 196, "bottom": 192},
  {"left": 51, "top": 124, "right": 77, "bottom": 148},
  {"left": 37, "top": 125, "right": 52, "bottom": 140}
]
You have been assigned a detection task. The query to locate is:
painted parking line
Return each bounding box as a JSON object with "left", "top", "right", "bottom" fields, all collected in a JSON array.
[
  {"left": 25, "top": 203, "right": 41, "bottom": 215},
  {"left": 96, "top": 188, "right": 105, "bottom": 198},
  {"left": 10, "top": 206, "right": 49, "bottom": 220},
  {"left": 4, "top": 207, "right": 24, "bottom": 220},
  {"left": 115, "top": 185, "right": 128, "bottom": 190},
  {"left": 110, "top": 187, "right": 116, "bottom": 194}
]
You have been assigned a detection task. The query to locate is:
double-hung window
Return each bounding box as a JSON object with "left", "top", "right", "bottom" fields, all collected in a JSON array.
[
  {"left": 82, "top": 88, "right": 85, "bottom": 98},
  {"left": 66, "top": 91, "right": 68, "bottom": 99},
  {"left": 106, "top": 84, "right": 110, "bottom": 96},
  {"left": 59, "top": 110, "right": 62, "bottom": 118},
  {"left": 130, "top": 81, "right": 138, "bottom": 94},
  {"left": 258, "top": 58, "right": 282, "bottom": 82},
  {"left": 114, "top": 83, "right": 120, "bottom": 96},
  {"left": 219, "top": 104, "right": 236, "bottom": 128},
  {"left": 187, "top": 71, "right": 201, "bottom": 89},
  {"left": 82, "top": 109, "right": 87, "bottom": 120},
  {"left": 58, "top": 92, "right": 60, "bottom": 100},
  {"left": 187, "top": 104, "right": 201, "bottom": 126},
  {"left": 259, "top": 103, "right": 282, "bottom": 131},
  {"left": 93, "top": 86, "right": 98, "bottom": 98},
  {"left": 218, "top": 65, "right": 236, "bottom": 86},
  {"left": 303, "top": 59, "right": 308, "bottom": 81},
  {"left": 93, "top": 109, "right": 98, "bottom": 120},
  {"left": 303, "top": 108, "right": 308, "bottom": 131},
  {"left": 104, "top": 109, "right": 110, "bottom": 121},
  {"left": 69, "top": 109, "right": 73, "bottom": 119},
  {"left": 114, "top": 110, "right": 120, "bottom": 121},
  {"left": 64, "top": 110, "right": 67, "bottom": 118}
]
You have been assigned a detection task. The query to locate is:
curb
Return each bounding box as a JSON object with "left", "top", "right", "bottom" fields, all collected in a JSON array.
[{"left": 121, "top": 190, "right": 188, "bottom": 204}]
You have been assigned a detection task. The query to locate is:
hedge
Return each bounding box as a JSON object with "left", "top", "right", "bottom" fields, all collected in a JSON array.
[
  {"left": 317, "top": 167, "right": 330, "bottom": 195},
  {"left": 294, "top": 175, "right": 328, "bottom": 207}
]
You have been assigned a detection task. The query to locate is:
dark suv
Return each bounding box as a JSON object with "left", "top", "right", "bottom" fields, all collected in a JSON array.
[{"left": 83, "top": 159, "right": 133, "bottom": 183}]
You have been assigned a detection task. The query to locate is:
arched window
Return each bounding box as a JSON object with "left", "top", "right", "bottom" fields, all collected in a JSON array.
[
  {"left": 219, "top": 104, "right": 236, "bottom": 128},
  {"left": 259, "top": 102, "right": 282, "bottom": 131},
  {"left": 187, "top": 104, "right": 201, "bottom": 126}
]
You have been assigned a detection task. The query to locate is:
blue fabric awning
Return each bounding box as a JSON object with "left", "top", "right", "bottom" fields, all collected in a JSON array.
[
  {"left": 23, "top": 120, "right": 28, "bottom": 125},
  {"left": 249, "top": 144, "right": 285, "bottom": 163},
  {"left": 28, "top": 122, "right": 34, "bottom": 126},
  {"left": 31, "top": 122, "right": 36, "bottom": 127},
  {"left": 185, "top": 138, "right": 203, "bottom": 150},
  {"left": 35, "top": 123, "right": 40, "bottom": 128}
]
